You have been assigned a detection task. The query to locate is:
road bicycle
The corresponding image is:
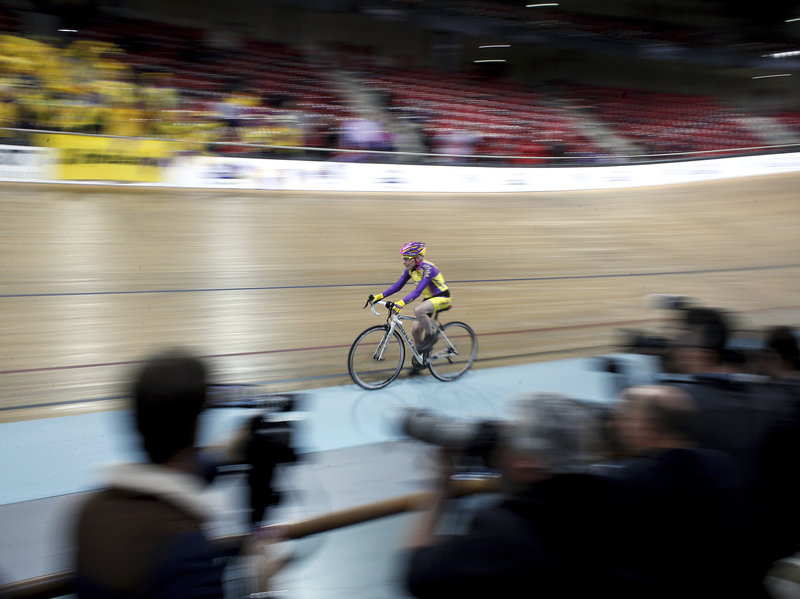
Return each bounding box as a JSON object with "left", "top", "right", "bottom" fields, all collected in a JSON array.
[{"left": 348, "top": 299, "right": 478, "bottom": 390}]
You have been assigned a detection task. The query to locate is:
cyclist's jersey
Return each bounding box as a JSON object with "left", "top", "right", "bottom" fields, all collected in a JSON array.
[{"left": 382, "top": 260, "right": 449, "bottom": 305}]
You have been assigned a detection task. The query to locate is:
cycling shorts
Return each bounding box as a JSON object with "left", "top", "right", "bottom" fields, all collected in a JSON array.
[{"left": 426, "top": 293, "right": 452, "bottom": 314}]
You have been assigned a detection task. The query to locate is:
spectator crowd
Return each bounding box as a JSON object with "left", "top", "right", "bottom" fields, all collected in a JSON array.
[
  {"left": 1, "top": 7, "right": 799, "bottom": 167},
  {"left": 401, "top": 304, "right": 800, "bottom": 598}
]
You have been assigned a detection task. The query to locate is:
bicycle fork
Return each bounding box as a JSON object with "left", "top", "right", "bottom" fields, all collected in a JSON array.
[{"left": 373, "top": 321, "right": 399, "bottom": 361}]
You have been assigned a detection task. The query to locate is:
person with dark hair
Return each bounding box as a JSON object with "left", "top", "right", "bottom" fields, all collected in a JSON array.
[
  {"left": 73, "top": 349, "right": 282, "bottom": 599},
  {"left": 751, "top": 326, "right": 800, "bottom": 578},
  {"left": 662, "top": 310, "right": 800, "bottom": 595},
  {"left": 667, "top": 306, "right": 733, "bottom": 374},
  {"left": 403, "top": 393, "right": 616, "bottom": 598},
  {"left": 760, "top": 326, "right": 800, "bottom": 381},
  {"left": 133, "top": 351, "right": 209, "bottom": 465},
  {"left": 663, "top": 307, "right": 794, "bottom": 473},
  {"left": 611, "top": 385, "right": 745, "bottom": 598}
]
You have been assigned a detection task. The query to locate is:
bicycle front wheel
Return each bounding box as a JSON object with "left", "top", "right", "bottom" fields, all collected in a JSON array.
[
  {"left": 348, "top": 325, "right": 406, "bottom": 390},
  {"left": 427, "top": 321, "right": 478, "bottom": 382}
]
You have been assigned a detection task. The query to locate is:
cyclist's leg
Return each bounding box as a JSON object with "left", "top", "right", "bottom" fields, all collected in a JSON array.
[
  {"left": 411, "top": 321, "right": 425, "bottom": 352},
  {"left": 416, "top": 296, "right": 451, "bottom": 351},
  {"left": 413, "top": 300, "right": 435, "bottom": 350},
  {"left": 409, "top": 319, "right": 427, "bottom": 375}
]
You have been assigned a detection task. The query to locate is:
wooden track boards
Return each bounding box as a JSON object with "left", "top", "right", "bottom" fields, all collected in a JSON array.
[{"left": 2, "top": 174, "right": 800, "bottom": 421}]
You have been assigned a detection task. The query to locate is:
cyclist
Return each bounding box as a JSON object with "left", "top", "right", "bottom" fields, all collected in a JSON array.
[{"left": 368, "top": 241, "right": 451, "bottom": 356}]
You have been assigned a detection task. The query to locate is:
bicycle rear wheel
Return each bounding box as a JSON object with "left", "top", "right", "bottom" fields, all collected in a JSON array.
[
  {"left": 348, "top": 325, "right": 406, "bottom": 390},
  {"left": 427, "top": 321, "right": 477, "bottom": 382}
]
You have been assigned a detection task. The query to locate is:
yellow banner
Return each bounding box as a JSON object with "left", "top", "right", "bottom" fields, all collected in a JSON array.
[{"left": 35, "top": 133, "right": 174, "bottom": 182}]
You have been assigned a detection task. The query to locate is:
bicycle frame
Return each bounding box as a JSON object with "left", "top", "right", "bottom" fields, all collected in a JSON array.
[
  {"left": 369, "top": 301, "right": 428, "bottom": 363},
  {"left": 350, "top": 299, "right": 476, "bottom": 389}
]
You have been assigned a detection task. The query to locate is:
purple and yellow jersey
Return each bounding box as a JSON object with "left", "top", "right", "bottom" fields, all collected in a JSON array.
[{"left": 381, "top": 260, "right": 449, "bottom": 305}]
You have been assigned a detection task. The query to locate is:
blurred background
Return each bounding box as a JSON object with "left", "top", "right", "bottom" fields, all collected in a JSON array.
[{"left": 1, "top": 0, "right": 800, "bottom": 163}]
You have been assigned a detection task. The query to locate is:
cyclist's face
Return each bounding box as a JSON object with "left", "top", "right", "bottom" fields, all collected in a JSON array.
[{"left": 402, "top": 256, "right": 416, "bottom": 269}]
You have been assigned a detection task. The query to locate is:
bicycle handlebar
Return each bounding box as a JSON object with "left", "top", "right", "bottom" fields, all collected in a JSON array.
[
  {"left": 365, "top": 300, "right": 419, "bottom": 324},
  {"left": 366, "top": 299, "right": 403, "bottom": 317}
]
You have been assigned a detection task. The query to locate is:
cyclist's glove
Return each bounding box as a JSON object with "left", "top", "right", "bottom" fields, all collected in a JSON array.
[
  {"left": 390, "top": 299, "right": 405, "bottom": 314},
  {"left": 365, "top": 293, "right": 383, "bottom": 308}
]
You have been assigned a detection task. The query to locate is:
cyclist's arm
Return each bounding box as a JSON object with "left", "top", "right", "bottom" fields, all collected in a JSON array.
[
  {"left": 380, "top": 271, "right": 410, "bottom": 299},
  {"left": 401, "top": 264, "right": 435, "bottom": 305}
]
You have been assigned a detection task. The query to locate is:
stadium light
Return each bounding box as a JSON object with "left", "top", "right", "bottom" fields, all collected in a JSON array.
[
  {"left": 752, "top": 73, "right": 792, "bottom": 79},
  {"left": 479, "top": 44, "right": 511, "bottom": 48},
  {"left": 526, "top": 3, "right": 559, "bottom": 7},
  {"left": 474, "top": 59, "right": 508, "bottom": 63},
  {"left": 765, "top": 50, "right": 800, "bottom": 58},
  {"left": 786, "top": 17, "right": 800, "bottom": 22}
]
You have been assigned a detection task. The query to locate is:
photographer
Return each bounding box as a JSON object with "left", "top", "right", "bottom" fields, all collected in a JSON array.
[
  {"left": 660, "top": 307, "right": 796, "bottom": 475},
  {"left": 662, "top": 308, "right": 800, "bottom": 593},
  {"left": 610, "top": 385, "right": 746, "bottom": 598},
  {"left": 759, "top": 325, "right": 800, "bottom": 384},
  {"left": 73, "top": 349, "right": 285, "bottom": 599},
  {"left": 402, "top": 393, "right": 616, "bottom": 598}
]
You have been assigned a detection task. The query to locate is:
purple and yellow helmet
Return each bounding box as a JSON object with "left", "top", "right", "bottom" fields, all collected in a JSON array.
[{"left": 401, "top": 241, "right": 426, "bottom": 258}]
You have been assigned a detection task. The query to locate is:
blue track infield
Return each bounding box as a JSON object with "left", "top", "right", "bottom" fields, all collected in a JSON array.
[{"left": 0, "top": 354, "right": 659, "bottom": 506}]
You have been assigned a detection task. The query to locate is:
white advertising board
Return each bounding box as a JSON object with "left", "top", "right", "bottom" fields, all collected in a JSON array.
[
  {"left": 4, "top": 145, "right": 799, "bottom": 192},
  {"left": 0, "top": 145, "right": 54, "bottom": 182},
  {"left": 163, "top": 152, "right": 800, "bottom": 193}
]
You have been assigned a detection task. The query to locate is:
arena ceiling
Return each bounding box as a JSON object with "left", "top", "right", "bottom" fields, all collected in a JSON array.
[{"left": 485, "top": 0, "right": 800, "bottom": 29}]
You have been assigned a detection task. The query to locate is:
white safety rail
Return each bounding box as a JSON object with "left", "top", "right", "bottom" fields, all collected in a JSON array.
[{"left": 1, "top": 141, "right": 799, "bottom": 191}]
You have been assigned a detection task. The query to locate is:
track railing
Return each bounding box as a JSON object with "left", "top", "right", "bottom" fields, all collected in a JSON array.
[{"left": 0, "top": 477, "right": 497, "bottom": 599}]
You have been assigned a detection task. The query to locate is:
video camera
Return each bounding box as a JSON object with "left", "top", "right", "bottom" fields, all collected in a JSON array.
[
  {"left": 398, "top": 402, "right": 618, "bottom": 474},
  {"left": 206, "top": 387, "right": 303, "bottom": 525},
  {"left": 397, "top": 408, "right": 504, "bottom": 471}
]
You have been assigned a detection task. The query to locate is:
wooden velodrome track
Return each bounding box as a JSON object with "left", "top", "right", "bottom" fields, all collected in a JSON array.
[{"left": 2, "top": 173, "right": 800, "bottom": 423}]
